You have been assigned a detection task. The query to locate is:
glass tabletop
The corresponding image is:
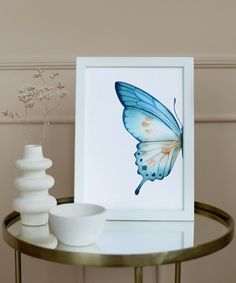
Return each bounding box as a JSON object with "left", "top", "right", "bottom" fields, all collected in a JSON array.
[{"left": 2, "top": 199, "right": 234, "bottom": 267}]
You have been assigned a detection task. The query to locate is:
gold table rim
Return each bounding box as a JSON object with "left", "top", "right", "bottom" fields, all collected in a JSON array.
[{"left": 2, "top": 197, "right": 234, "bottom": 267}]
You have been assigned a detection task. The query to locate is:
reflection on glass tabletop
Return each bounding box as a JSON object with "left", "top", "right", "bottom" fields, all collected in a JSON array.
[
  {"left": 6, "top": 214, "right": 227, "bottom": 254},
  {"left": 3, "top": 201, "right": 234, "bottom": 267}
]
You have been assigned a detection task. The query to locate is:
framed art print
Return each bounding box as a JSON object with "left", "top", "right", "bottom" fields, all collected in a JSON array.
[{"left": 75, "top": 57, "right": 194, "bottom": 221}]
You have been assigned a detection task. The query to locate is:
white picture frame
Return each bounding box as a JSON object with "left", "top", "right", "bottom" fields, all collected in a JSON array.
[{"left": 75, "top": 57, "right": 194, "bottom": 221}]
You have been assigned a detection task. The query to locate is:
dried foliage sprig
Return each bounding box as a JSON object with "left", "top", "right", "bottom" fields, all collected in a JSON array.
[{"left": 2, "top": 69, "right": 67, "bottom": 145}]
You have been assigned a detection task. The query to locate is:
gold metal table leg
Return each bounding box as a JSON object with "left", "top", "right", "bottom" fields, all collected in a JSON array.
[
  {"left": 134, "top": 267, "right": 143, "bottom": 283},
  {"left": 15, "top": 250, "right": 22, "bottom": 283},
  {"left": 175, "top": 262, "right": 181, "bottom": 283},
  {"left": 156, "top": 266, "right": 159, "bottom": 283}
]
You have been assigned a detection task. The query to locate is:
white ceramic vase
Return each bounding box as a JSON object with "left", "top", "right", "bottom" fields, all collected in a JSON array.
[{"left": 13, "top": 144, "right": 57, "bottom": 226}]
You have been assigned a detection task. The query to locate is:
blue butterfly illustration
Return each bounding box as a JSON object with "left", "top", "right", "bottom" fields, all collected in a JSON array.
[{"left": 115, "top": 81, "right": 183, "bottom": 195}]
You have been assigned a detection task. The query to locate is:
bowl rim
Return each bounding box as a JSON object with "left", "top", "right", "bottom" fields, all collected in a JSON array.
[{"left": 49, "top": 202, "right": 106, "bottom": 219}]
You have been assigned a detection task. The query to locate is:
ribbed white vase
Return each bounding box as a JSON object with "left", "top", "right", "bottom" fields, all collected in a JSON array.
[{"left": 13, "top": 144, "right": 57, "bottom": 226}]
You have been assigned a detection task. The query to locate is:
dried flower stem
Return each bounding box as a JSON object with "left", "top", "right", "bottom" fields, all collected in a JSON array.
[
  {"left": 24, "top": 107, "right": 28, "bottom": 145},
  {"left": 2, "top": 69, "right": 67, "bottom": 145},
  {"left": 41, "top": 114, "right": 48, "bottom": 145}
]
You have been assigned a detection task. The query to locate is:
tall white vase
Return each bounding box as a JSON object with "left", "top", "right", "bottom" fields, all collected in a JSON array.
[{"left": 13, "top": 144, "right": 57, "bottom": 226}]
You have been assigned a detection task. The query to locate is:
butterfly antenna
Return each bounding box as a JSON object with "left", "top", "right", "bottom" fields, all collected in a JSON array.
[
  {"left": 173, "top": 98, "right": 183, "bottom": 128},
  {"left": 135, "top": 179, "right": 146, "bottom": 195}
]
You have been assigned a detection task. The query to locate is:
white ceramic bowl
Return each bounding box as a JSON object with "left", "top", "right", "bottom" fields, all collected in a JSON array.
[{"left": 49, "top": 203, "right": 106, "bottom": 246}]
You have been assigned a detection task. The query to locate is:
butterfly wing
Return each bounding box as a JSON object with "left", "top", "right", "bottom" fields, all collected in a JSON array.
[
  {"left": 134, "top": 141, "right": 181, "bottom": 195},
  {"left": 123, "top": 107, "right": 180, "bottom": 142},
  {"left": 115, "top": 81, "right": 183, "bottom": 195},
  {"left": 115, "top": 81, "right": 182, "bottom": 137}
]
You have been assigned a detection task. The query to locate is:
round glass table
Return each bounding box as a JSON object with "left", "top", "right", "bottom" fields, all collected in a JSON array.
[{"left": 2, "top": 197, "right": 234, "bottom": 283}]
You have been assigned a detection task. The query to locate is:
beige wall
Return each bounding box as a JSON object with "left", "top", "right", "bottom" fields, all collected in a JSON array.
[{"left": 1, "top": 1, "right": 236, "bottom": 282}]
